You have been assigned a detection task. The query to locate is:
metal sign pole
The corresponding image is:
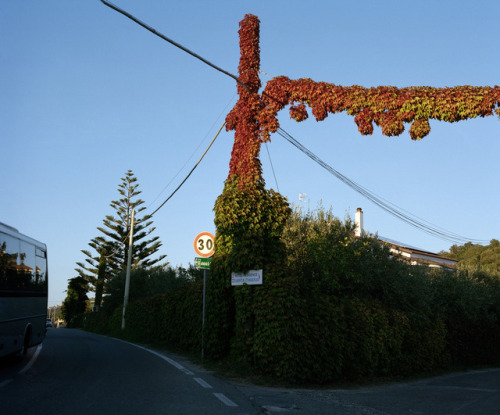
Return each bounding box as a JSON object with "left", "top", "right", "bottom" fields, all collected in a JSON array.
[
  {"left": 201, "top": 268, "right": 207, "bottom": 361},
  {"left": 193, "top": 231, "right": 214, "bottom": 361}
]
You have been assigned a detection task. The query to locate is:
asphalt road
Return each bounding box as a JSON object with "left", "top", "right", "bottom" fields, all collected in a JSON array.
[
  {"left": 0, "top": 328, "right": 258, "bottom": 415},
  {"left": 239, "top": 368, "right": 500, "bottom": 414},
  {"left": 1, "top": 328, "right": 499, "bottom": 414}
]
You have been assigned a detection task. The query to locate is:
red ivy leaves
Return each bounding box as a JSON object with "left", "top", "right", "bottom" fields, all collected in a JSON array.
[
  {"left": 258, "top": 77, "right": 500, "bottom": 141},
  {"left": 289, "top": 104, "right": 308, "bottom": 122},
  {"left": 225, "top": 14, "right": 500, "bottom": 186},
  {"left": 225, "top": 14, "right": 264, "bottom": 187}
]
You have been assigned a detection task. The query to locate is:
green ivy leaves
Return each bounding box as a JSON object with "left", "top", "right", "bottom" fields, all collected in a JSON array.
[{"left": 259, "top": 78, "right": 500, "bottom": 140}]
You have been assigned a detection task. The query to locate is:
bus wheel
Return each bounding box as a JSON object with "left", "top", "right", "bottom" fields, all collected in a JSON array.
[{"left": 18, "top": 326, "right": 31, "bottom": 357}]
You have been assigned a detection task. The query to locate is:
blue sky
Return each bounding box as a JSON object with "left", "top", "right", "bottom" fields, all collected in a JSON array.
[{"left": 1, "top": 0, "right": 499, "bottom": 306}]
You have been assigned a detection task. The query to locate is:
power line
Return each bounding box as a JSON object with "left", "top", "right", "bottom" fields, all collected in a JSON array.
[
  {"left": 277, "top": 127, "right": 488, "bottom": 245},
  {"left": 100, "top": 1, "right": 484, "bottom": 244},
  {"left": 100, "top": 0, "right": 249, "bottom": 92},
  {"left": 264, "top": 142, "right": 280, "bottom": 192},
  {"left": 150, "top": 122, "right": 226, "bottom": 217},
  {"left": 98, "top": 3, "right": 232, "bottom": 214},
  {"left": 148, "top": 94, "right": 236, "bottom": 208}
]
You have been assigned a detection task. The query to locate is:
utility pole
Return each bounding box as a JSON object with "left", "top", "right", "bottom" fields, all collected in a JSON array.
[{"left": 122, "top": 209, "right": 135, "bottom": 330}]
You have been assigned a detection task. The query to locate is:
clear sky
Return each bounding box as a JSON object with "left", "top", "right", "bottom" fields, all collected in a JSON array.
[{"left": 1, "top": 0, "right": 499, "bottom": 307}]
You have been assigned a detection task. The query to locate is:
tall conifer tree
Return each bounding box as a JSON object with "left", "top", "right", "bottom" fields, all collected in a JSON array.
[{"left": 76, "top": 170, "right": 167, "bottom": 309}]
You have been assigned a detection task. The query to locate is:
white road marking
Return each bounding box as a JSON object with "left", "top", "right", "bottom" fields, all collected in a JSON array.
[
  {"left": 116, "top": 339, "right": 194, "bottom": 375},
  {"left": 0, "top": 379, "right": 13, "bottom": 388},
  {"left": 113, "top": 338, "right": 241, "bottom": 408},
  {"left": 213, "top": 392, "right": 238, "bottom": 407},
  {"left": 193, "top": 377, "right": 213, "bottom": 388},
  {"left": 18, "top": 344, "right": 43, "bottom": 375}
]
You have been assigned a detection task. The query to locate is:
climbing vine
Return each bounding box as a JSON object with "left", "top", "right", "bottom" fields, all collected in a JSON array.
[
  {"left": 207, "top": 13, "right": 500, "bottom": 373},
  {"left": 259, "top": 77, "right": 500, "bottom": 141},
  {"left": 225, "top": 14, "right": 264, "bottom": 187},
  {"left": 206, "top": 14, "right": 292, "bottom": 362}
]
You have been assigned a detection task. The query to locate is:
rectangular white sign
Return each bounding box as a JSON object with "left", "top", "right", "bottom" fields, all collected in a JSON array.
[{"left": 231, "top": 269, "right": 263, "bottom": 286}]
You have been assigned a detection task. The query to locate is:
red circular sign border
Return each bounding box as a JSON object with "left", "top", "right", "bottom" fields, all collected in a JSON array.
[{"left": 193, "top": 231, "right": 215, "bottom": 258}]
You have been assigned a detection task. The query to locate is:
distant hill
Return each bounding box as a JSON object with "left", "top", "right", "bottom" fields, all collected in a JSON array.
[{"left": 441, "top": 239, "right": 500, "bottom": 276}]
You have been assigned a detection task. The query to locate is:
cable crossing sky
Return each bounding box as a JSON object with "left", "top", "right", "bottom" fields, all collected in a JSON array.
[{"left": 277, "top": 127, "right": 488, "bottom": 245}]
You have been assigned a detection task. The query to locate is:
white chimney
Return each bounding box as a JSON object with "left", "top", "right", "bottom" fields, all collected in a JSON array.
[{"left": 355, "top": 208, "right": 363, "bottom": 237}]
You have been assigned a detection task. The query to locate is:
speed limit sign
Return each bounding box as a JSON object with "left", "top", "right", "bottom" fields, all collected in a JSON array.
[{"left": 194, "top": 232, "right": 215, "bottom": 258}]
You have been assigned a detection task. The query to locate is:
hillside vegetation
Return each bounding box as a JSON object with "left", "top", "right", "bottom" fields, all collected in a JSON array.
[{"left": 442, "top": 239, "right": 500, "bottom": 276}]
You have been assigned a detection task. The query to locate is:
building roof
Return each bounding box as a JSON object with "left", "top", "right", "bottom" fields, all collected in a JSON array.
[
  {"left": 354, "top": 208, "right": 457, "bottom": 270},
  {"left": 378, "top": 236, "right": 457, "bottom": 270}
]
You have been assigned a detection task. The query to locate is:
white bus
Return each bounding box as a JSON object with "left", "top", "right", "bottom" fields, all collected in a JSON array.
[{"left": 0, "top": 222, "right": 48, "bottom": 357}]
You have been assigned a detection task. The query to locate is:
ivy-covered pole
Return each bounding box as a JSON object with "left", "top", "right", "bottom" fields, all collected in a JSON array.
[
  {"left": 205, "top": 15, "right": 292, "bottom": 363},
  {"left": 218, "top": 14, "right": 291, "bottom": 270},
  {"left": 225, "top": 14, "right": 263, "bottom": 186}
]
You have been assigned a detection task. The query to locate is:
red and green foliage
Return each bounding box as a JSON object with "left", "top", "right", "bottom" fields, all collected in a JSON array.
[
  {"left": 207, "top": 13, "right": 500, "bottom": 382},
  {"left": 225, "top": 15, "right": 500, "bottom": 146},
  {"left": 83, "top": 209, "right": 500, "bottom": 384},
  {"left": 259, "top": 79, "right": 500, "bottom": 141},
  {"left": 206, "top": 14, "right": 292, "bottom": 361},
  {"left": 86, "top": 14, "right": 500, "bottom": 385},
  {"left": 224, "top": 14, "right": 264, "bottom": 187}
]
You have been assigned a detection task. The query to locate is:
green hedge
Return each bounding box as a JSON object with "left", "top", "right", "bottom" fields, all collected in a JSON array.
[
  {"left": 85, "top": 281, "right": 204, "bottom": 352},
  {"left": 84, "top": 207, "right": 500, "bottom": 385}
]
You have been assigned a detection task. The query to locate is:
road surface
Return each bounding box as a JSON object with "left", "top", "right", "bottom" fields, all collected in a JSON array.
[
  {"left": 0, "top": 328, "right": 258, "bottom": 414},
  {"left": 1, "top": 328, "right": 500, "bottom": 414}
]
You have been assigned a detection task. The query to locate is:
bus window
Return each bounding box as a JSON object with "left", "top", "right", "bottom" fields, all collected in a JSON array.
[
  {"left": 20, "top": 241, "right": 36, "bottom": 290},
  {"left": 0, "top": 233, "right": 20, "bottom": 291},
  {"left": 35, "top": 248, "right": 47, "bottom": 290}
]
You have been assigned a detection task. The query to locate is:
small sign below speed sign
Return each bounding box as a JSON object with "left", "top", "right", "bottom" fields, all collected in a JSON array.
[{"left": 194, "top": 232, "right": 215, "bottom": 258}]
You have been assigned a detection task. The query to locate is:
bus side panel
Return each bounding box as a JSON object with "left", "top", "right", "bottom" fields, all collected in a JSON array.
[
  {"left": 0, "top": 227, "right": 48, "bottom": 357},
  {"left": 0, "top": 298, "right": 47, "bottom": 355}
]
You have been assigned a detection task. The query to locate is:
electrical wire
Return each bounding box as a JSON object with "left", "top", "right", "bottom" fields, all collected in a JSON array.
[
  {"left": 103, "top": 237, "right": 127, "bottom": 259},
  {"left": 100, "top": 1, "right": 485, "bottom": 244},
  {"left": 148, "top": 94, "right": 236, "bottom": 208},
  {"left": 277, "top": 127, "right": 488, "bottom": 245},
  {"left": 150, "top": 121, "right": 226, "bottom": 217},
  {"left": 100, "top": 0, "right": 249, "bottom": 92},
  {"left": 264, "top": 142, "right": 280, "bottom": 192}
]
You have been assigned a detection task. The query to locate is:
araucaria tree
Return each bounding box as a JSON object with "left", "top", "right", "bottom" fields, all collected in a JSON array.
[
  {"left": 76, "top": 170, "right": 167, "bottom": 310},
  {"left": 206, "top": 14, "right": 500, "bottom": 375}
]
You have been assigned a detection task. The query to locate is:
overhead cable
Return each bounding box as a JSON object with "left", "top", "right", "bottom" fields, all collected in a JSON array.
[
  {"left": 149, "top": 94, "right": 236, "bottom": 208},
  {"left": 277, "top": 127, "right": 487, "bottom": 245},
  {"left": 264, "top": 142, "right": 280, "bottom": 192},
  {"left": 150, "top": 122, "right": 225, "bottom": 217},
  {"left": 100, "top": 1, "right": 483, "bottom": 244},
  {"left": 100, "top": 0, "right": 249, "bottom": 92}
]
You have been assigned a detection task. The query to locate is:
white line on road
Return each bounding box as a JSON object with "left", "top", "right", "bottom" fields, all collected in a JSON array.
[
  {"left": 213, "top": 392, "right": 238, "bottom": 407},
  {"left": 116, "top": 339, "right": 194, "bottom": 375},
  {"left": 113, "top": 338, "right": 240, "bottom": 408},
  {"left": 193, "top": 377, "right": 213, "bottom": 388},
  {"left": 18, "top": 344, "right": 43, "bottom": 375},
  {"left": 0, "top": 379, "right": 13, "bottom": 388}
]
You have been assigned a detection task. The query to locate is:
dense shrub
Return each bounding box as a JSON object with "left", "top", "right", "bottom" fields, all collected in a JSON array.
[
  {"left": 84, "top": 266, "right": 204, "bottom": 344},
  {"left": 84, "top": 207, "right": 500, "bottom": 384},
  {"left": 430, "top": 270, "right": 500, "bottom": 365},
  {"left": 205, "top": 177, "right": 291, "bottom": 364},
  {"left": 100, "top": 266, "right": 200, "bottom": 314}
]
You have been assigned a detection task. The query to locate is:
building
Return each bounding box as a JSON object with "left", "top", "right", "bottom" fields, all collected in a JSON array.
[{"left": 355, "top": 208, "right": 457, "bottom": 270}]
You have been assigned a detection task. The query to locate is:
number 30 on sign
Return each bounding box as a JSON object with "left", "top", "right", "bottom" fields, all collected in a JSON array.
[{"left": 194, "top": 232, "right": 215, "bottom": 258}]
